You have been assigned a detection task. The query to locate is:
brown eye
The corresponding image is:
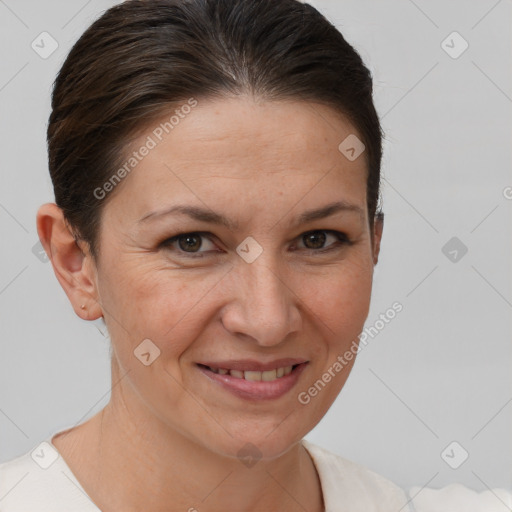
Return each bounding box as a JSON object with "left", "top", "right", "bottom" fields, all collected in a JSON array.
[
  {"left": 177, "top": 233, "right": 203, "bottom": 252},
  {"left": 160, "top": 232, "right": 218, "bottom": 257},
  {"left": 302, "top": 231, "right": 327, "bottom": 249},
  {"left": 297, "top": 230, "right": 352, "bottom": 252}
]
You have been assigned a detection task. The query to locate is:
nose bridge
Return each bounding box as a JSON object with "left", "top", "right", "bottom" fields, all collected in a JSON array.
[
  {"left": 228, "top": 252, "right": 300, "bottom": 345},
  {"left": 248, "top": 257, "right": 286, "bottom": 312}
]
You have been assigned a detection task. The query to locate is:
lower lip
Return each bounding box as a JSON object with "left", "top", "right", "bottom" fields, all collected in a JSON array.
[{"left": 197, "top": 363, "right": 308, "bottom": 401}]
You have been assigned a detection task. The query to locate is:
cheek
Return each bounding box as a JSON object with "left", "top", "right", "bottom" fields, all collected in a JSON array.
[
  {"left": 100, "top": 261, "right": 224, "bottom": 357},
  {"left": 297, "top": 260, "right": 374, "bottom": 343}
]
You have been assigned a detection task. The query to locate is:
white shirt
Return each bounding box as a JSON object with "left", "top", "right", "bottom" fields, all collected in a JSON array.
[{"left": 0, "top": 430, "right": 410, "bottom": 511}]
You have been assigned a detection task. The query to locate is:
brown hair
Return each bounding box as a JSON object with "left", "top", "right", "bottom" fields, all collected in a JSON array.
[{"left": 47, "top": 0, "right": 383, "bottom": 263}]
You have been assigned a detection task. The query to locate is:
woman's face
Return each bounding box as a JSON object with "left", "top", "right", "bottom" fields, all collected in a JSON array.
[{"left": 89, "top": 96, "right": 382, "bottom": 459}]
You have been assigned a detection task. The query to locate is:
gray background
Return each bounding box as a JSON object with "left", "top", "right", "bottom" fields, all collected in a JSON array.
[{"left": 0, "top": 0, "right": 510, "bottom": 493}]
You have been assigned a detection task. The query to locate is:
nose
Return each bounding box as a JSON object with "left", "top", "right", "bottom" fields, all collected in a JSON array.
[{"left": 220, "top": 257, "right": 302, "bottom": 347}]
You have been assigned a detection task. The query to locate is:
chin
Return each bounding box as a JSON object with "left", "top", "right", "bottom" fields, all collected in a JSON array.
[{"left": 198, "top": 421, "right": 309, "bottom": 463}]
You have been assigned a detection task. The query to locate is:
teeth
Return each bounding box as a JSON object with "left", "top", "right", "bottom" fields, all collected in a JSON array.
[
  {"left": 207, "top": 365, "right": 298, "bottom": 381},
  {"left": 261, "top": 369, "right": 277, "bottom": 381},
  {"left": 244, "top": 371, "right": 262, "bottom": 381}
]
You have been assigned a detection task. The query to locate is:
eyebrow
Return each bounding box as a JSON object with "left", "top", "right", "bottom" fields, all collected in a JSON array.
[{"left": 137, "top": 200, "right": 365, "bottom": 230}]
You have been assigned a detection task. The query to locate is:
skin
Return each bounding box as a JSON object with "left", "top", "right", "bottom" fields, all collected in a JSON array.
[{"left": 37, "top": 95, "right": 383, "bottom": 512}]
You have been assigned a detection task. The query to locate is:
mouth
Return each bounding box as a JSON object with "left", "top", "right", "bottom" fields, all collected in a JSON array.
[{"left": 196, "top": 359, "right": 309, "bottom": 400}]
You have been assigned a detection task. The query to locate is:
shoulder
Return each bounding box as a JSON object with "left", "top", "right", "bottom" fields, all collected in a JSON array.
[
  {"left": 408, "top": 482, "right": 512, "bottom": 511},
  {"left": 302, "top": 439, "right": 412, "bottom": 512},
  {"left": 0, "top": 441, "right": 98, "bottom": 512}
]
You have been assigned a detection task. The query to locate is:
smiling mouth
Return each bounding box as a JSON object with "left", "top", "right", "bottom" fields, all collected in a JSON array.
[
  {"left": 196, "top": 361, "right": 309, "bottom": 400},
  {"left": 197, "top": 363, "right": 301, "bottom": 382}
]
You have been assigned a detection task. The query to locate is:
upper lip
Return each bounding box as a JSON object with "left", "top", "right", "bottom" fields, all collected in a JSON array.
[{"left": 197, "top": 358, "right": 308, "bottom": 372}]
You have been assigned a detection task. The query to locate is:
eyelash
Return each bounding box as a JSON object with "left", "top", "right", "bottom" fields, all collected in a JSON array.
[{"left": 159, "top": 230, "right": 353, "bottom": 259}]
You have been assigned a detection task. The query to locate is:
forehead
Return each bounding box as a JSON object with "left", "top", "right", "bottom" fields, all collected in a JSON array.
[
  {"left": 106, "top": 96, "right": 368, "bottom": 222},
  {"left": 154, "top": 97, "right": 360, "bottom": 168}
]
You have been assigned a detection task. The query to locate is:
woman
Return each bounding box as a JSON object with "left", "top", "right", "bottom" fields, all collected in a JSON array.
[{"left": 0, "top": 0, "right": 410, "bottom": 510}]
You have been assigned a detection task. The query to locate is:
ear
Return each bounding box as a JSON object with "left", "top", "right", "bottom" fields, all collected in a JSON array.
[
  {"left": 372, "top": 213, "right": 384, "bottom": 266},
  {"left": 36, "top": 203, "right": 103, "bottom": 321}
]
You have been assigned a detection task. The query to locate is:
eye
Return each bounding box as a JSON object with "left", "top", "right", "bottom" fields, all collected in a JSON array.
[
  {"left": 160, "top": 232, "right": 218, "bottom": 257},
  {"left": 295, "top": 230, "right": 352, "bottom": 253},
  {"left": 160, "top": 229, "right": 352, "bottom": 259}
]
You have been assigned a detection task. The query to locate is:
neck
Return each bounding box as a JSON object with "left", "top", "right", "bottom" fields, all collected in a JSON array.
[{"left": 55, "top": 367, "right": 324, "bottom": 512}]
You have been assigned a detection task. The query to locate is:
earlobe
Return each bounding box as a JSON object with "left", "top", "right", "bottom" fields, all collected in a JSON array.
[
  {"left": 372, "top": 214, "right": 384, "bottom": 265},
  {"left": 36, "top": 203, "right": 103, "bottom": 320}
]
